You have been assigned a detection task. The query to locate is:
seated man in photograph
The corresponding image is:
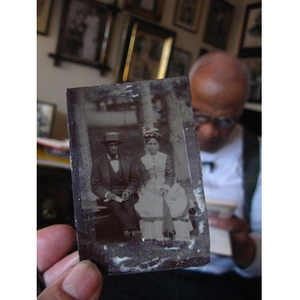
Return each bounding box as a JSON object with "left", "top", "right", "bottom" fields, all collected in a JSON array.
[{"left": 90, "top": 132, "right": 141, "bottom": 239}]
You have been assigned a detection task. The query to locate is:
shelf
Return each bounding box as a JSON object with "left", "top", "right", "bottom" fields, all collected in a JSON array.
[{"left": 244, "top": 102, "right": 261, "bottom": 112}]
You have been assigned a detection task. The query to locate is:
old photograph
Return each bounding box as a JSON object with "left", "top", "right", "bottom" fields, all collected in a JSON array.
[{"left": 66, "top": 77, "right": 209, "bottom": 274}]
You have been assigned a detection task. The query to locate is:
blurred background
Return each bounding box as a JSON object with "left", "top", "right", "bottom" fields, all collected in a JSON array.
[{"left": 37, "top": 0, "right": 261, "bottom": 229}]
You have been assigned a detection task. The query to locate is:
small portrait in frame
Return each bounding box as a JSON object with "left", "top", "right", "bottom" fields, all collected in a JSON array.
[
  {"left": 239, "top": 3, "right": 261, "bottom": 57},
  {"left": 173, "top": 0, "right": 204, "bottom": 33},
  {"left": 243, "top": 58, "right": 261, "bottom": 103},
  {"left": 51, "top": 0, "right": 118, "bottom": 74},
  {"left": 203, "top": 0, "right": 235, "bottom": 50},
  {"left": 124, "top": 0, "right": 165, "bottom": 21},
  {"left": 167, "top": 48, "right": 191, "bottom": 77},
  {"left": 117, "top": 17, "right": 175, "bottom": 83},
  {"left": 37, "top": 101, "right": 56, "bottom": 138}
]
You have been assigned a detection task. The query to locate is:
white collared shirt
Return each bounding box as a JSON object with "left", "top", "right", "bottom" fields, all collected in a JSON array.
[
  {"left": 107, "top": 154, "right": 119, "bottom": 173},
  {"left": 191, "top": 125, "right": 261, "bottom": 277}
]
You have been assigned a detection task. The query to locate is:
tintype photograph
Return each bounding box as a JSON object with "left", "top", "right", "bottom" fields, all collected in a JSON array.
[{"left": 66, "top": 76, "right": 210, "bottom": 275}]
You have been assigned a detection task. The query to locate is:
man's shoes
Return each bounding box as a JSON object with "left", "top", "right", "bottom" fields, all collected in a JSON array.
[
  {"left": 131, "top": 230, "right": 142, "bottom": 239},
  {"left": 124, "top": 230, "right": 142, "bottom": 241},
  {"left": 124, "top": 230, "right": 131, "bottom": 239}
]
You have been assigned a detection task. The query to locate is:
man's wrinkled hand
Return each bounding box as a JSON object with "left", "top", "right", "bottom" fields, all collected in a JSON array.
[
  {"left": 37, "top": 225, "right": 103, "bottom": 299},
  {"left": 208, "top": 216, "right": 256, "bottom": 269}
]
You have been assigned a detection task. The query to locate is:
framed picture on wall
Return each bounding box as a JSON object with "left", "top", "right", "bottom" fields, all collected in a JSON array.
[
  {"left": 37, "top": 0, "right": 54, "bottom": 35},
  {"left": 173, "top": 0, "right": 204, "bottom": 33},
  {"left": 37, "top": 101, "right": 56, "bottom": 138},
  {"left": 50, "top": 0, "right": 118, "bottom": 75},
  {"left": 124, "top": 0, "right": 165, "bottom": 21},
  {"left": 117, "top": 17, "right": 175, "bottom": 83},
  {"left": 243, "top": 57, "right": 261, "bottom": 103},
  {"left": 239, "top": 3, "right": 261, "bottom": 57},
  {"left": 203, "top": 0, "right": 235, "bottom": 49},
  {"left": 167, "top": 48, "right": 191, "bottom": 78}
]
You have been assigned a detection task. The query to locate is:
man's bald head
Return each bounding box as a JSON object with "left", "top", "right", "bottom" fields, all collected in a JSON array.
[
  {"left": 189, "top": 52, "right": 250, "bottom": 152},
  {"left": 190, "top": 51, "right": 250, "bottom": 114}
]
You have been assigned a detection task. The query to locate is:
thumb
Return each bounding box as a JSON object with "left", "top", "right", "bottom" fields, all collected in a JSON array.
[{"left": 38, "top": 260, "right": 103, "bottom": 299}]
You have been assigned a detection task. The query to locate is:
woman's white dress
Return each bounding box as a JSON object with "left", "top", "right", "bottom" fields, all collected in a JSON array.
[{"left": 134, "top": 151, "right": 192, "bottom": 241}]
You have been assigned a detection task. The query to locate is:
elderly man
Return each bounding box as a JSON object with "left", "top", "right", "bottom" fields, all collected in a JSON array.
[{"left": 185, "top": 51, "right": 261, "bottom": 296}]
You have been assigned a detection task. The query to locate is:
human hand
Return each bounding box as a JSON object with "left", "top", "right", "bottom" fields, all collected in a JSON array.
[
  {"left": 159, "top": 188, "right": 168, "bottom": 198},
  {"left": 122, "top": 189, "right": 131, "bottom": 200},
  {"left": 114, "top": 196, "right": 125, "bottom": 203},
  {"left": 209, "top": 216, "right": 256, "bottom": 269},
  {"left": 106, "top": 192, "right": 117, "bottom": 200},
  {"left": 37, "top": 224, "right": 102, "bottom": 299}
]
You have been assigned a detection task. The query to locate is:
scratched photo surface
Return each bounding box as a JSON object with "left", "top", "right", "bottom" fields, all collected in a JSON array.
[{"left": 66, "top": 76, "right": 210, "bottom": 275}]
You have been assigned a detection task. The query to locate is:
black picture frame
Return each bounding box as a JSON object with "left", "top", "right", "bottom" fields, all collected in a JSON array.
[
  {"left": 243, "top": 57, "right": 261, "bottom": 103},
  {"left": 117, "top": 17, "right": 176, "bottom": 83},
  {"left": 173, "top": 0, "right": 204, "bottom": 33},
  {"left": 37, "top": 101, "right": 56, "bottom": 138},
  {"left": 37, "top": 0, "right": 54, "bottom": 35},
  {"left": 167, "top": 48, "right": 191, "bottom": 77},
  {"left": 124, "top": 0, "right": 165, "bottom": 21},
  {"left": 203, "top": 0, "right": 235, "bottom": 50},
  {"left": 239, "top": 2, "right": 261, "bottom": 57},
  {"left": 49, "top": 0, "right": 119, "bottom": 75}
]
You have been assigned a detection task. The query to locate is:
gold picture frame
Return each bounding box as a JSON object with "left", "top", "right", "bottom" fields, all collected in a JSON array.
[
  {"left": 117, "top": 17, "right": 175, "bottom": 83},
  {"left": 37, "top": 0, "right": 54, "bottom": 35}
]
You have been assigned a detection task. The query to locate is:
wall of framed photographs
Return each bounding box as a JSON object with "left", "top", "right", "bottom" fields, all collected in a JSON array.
[{"left": 37, "top": 0, "right": 261, "bottom": 139}]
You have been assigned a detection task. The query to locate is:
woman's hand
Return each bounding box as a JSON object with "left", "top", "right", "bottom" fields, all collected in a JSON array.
[{"left": 159, "top": 188, "right": 168, "bottom": 198}]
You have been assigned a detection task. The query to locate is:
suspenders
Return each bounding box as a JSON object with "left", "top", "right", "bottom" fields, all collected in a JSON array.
[{"left": 242, "top": 130, "right": 260, "bottom": 223}]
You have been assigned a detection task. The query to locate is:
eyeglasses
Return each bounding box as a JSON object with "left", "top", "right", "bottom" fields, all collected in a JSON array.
[{"left": 193, "top": 111, "right": 237, "bottom": 129}]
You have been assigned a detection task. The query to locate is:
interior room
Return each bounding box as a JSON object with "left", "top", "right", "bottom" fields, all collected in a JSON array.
[
  {"left": 36, "top": 0, "right": 264, "bottom": 297},
  {"left": 38, "top": 0, "right": 261, "bottom": 140},
  {"left": 37, "top": 0, "right": 261, "bottom": 243}
]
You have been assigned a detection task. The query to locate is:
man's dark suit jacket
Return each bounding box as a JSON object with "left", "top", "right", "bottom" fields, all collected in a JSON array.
[{"left": 91, "top": 154, "right": 140, "bottom": 202}]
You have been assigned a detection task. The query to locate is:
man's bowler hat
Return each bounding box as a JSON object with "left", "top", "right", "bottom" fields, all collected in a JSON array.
[{"left": 101, "top": 132, "right": 123, "bottom": 144}]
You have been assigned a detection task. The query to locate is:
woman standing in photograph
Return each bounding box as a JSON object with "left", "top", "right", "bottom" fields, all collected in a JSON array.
[{"left": 135, "top": 127, "right": 192, "bottom": 241}]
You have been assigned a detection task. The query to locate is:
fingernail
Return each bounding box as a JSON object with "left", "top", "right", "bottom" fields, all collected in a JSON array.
[{"left": 62, "top": 260, "right": 101, "bottom": 299}]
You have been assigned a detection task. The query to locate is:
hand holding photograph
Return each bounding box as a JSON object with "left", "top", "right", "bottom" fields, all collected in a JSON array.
[{"left": 66, "top": 76, "right": 210, "bottom": 275}]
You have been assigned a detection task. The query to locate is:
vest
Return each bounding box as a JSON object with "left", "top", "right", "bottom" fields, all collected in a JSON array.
[
  {"left": 243, "top": 130, "right": 260, "bottom": 223},
  {"left": 108, "top": 162, "right": 126, "bottom": 195}
]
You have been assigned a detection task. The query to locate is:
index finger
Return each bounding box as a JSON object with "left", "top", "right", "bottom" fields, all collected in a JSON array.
[{"left": 37, "top": 224, "right": 76, "bottom": 273}]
